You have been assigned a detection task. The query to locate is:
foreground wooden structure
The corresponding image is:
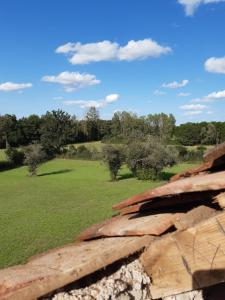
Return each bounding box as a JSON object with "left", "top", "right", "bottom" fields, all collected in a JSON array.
[{"left": 1, "top": 141, "right": 225, "bottom": 299}]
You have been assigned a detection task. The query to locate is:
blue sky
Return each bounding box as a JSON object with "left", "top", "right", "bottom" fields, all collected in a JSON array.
[{"left": 1, "top": 0, "right": 225, "bottom": 124}]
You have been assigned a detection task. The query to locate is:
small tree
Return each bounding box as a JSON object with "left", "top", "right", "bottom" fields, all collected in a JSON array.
[
  {"left": 24, "top": 144, "right": 46, "bottom": 176},
  {"left": 126, "top": 138, "right": 177, "bottom": 180},
  {"left": 103, "top": 145, "right": 123, "bottom": 181}
]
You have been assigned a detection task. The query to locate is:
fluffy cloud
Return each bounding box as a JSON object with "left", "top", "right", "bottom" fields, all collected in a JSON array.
[
  {"left": 64, "top": 94, "right": 120, "bottom": 109},
  {"left": 0, "top": 82, "right": 32, "bottom": 92},
  {"left": 191, "top": 89, "right": 225, "bottom": 102},
  {"left": 56, "top": 39, "right": 172, "bottom": 64},
  {"left": 162, "top": 79, "right": 189, "bottom": 89},
  {"left": 177, "top": 92, "right": 191, "bottom": 97},
  {"left": 178, "top": 0, "right": 225, "bottom": 16},
  {"left": 180, "top": 103, "right": 208, "bottom": 110},
  {"left": 42, "top": 71, "right": 100, "bottom": 92},
  {"left": 205, "top": 56, "right": 225, "bottom": 74}
]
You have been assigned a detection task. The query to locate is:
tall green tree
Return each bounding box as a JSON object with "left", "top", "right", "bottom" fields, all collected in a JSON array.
[
  {"left": 40, "top": 110, "right": 73, "bottom": 155},
  {"left": 84, "top": 107, "right": 100, "bottom": 141},
  {"left": 0, "top": 114, "right": 18, "bottom": 148}
]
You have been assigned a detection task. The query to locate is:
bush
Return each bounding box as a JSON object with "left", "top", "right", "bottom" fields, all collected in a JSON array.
[
  {"left": 24, "top": 144, "right": 46, "bottom": 176},
  {"left": 126, "top": 138, "right": 177, "bottom": 180},
  {"left": 103, "top": 145, "right": 124, "bottom": 181},
  {"left": 5, "top": 147, "right": 24, "bottom": 166},
  {"left": 185, "top": 149, "right": 204, "bottom": 162}
]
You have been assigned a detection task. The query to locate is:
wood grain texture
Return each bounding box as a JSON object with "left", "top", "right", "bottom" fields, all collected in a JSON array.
[
  {"left": 141, "top": 211, "right": 225, "bottom": 299},
  {"left": 0, "top": 236, "right": 153, "bottom": 300},
  {"left": 77, "top": 212, "right": 181, "bottom": 241}
]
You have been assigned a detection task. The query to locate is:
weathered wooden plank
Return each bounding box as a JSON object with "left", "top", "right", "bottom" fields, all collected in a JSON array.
[
  {"left": 113, "top": 171, "right": 225, "bottom": 211},
  {"left": 204, "top": 142, "right": 225, "bottom": 162},
  {"left": 141, "top": 211, "right": 225, "bottom": 299},
  {"left": 77, "top": 213, "right": 181, "bottom": 241},
  {"left": 0, "top": 236, "right": 153, "bottom": 300},
  {"left": 173, "top": 205, "right": 217, "bottom": 230},
  {"left": 170, "top": 161, "right": 212, "bottom": 182}
]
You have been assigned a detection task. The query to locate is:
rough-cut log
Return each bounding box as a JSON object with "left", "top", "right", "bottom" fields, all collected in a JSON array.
[
  {"left": 213, "top": 192, "right": 225, "bottom": 209},
  {"left": 0, "top": 236, "right": 153, "bottom": 300},
  {"left": 173, "top": 205, "right": 217, "bottom": 230},
  {"left": 77, "top": 212, "right": 181, "bottom": 241},
  {"left": 141, "top": 211, "right": 225, "bottom": 299},
  {"left": 113, "top": 171, "right": 225, "bottom": 211},
  {"left": 119, "top": 191, "right": 219, "bottom": 215},
  {"left": 204, "top": 142, "right": 225, "bottom": 162}
]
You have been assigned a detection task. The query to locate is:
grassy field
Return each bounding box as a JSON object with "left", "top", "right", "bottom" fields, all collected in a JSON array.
[
  {"left": 0, "top": 158, "right": 198, "bottom": 269},
  {"left": 0, "top": 149, "right": 6, "bottom": 162}
]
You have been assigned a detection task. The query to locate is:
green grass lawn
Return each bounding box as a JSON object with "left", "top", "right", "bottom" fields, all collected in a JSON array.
[
  {"left": 0, "top": 159, "right": 198, "bottom": 269},
  {"left": 0, "top": 149, "right": 6, "bottom": 162}
]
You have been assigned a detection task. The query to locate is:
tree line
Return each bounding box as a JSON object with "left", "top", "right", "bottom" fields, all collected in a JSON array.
[{"left": 1, "top": 108, "right": 225, "bottom": 153}]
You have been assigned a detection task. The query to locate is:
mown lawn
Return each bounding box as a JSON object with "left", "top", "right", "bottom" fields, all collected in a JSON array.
[
  {"left": 0, "top": 159, "right": 198, "bottom": 269},
  {"left": 0, "top": 149, "right": 6, "bottom": 162}
]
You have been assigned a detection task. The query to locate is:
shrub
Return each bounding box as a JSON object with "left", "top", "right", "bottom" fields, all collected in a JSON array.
[
  {"left": 76, "top": 145, "right": 92, "bottom": 159},
  {"left": 102, "top": 145, "right": 123, "bottom": 181},
  {"left": 5, "top": 147, "right": 24, "bottom": 166},
  {"left": 126, "top": 138, "right": 177, "bottom": 180},
  {"left": 24, "top": 144, "right": 46, "bottom": 176}
]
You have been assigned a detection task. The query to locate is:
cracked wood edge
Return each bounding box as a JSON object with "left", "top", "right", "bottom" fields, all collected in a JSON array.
[{"left": 140, "top": 211, "right": 225, "bottom": 299}]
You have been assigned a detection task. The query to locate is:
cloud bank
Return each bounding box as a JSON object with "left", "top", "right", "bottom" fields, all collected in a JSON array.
[{"left": 56, "top": 39, "right": 172, "bottom": 64}]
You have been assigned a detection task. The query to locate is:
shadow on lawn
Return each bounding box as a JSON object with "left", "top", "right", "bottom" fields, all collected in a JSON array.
[
  {"left": 159, "top": 171, "right": 176, "bottom": 181},
  {"left": 118, "top": 173, "right": 134, "bottom": 180},
  {"left": 38, "top": 169, "right": 72, "bottom": 177}
]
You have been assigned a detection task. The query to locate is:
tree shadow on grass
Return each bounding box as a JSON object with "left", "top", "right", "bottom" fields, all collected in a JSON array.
[
  {"left": 38, "top": 169, "right": 73, "bottom": 177},
  {"left": 159, "top": 171, "right": 176, "bottom": 181},
  {"left": 118, "top": 172, "right": 134, "bottom": 181},
  {"left": 0, "top": 161, "right": 19, "bottom": 172}
]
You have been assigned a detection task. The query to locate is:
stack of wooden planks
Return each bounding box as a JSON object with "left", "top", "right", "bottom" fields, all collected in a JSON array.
[{"left": 1, "top": 142, "right": 225, "bottom": 299}]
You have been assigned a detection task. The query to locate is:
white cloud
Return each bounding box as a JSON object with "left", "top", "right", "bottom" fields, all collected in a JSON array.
[
  {"left": 56, "top": 39, "right": 172, "bottom": 64},
  {"left": 207, "top": 89, "right": 225, "bottom": 99},
  {"left": 180, "top": 103, "right": 208, "bottom": 110},
  {"left": 0, "top": 82, "right": 32, "bottom": 92},
  {"left": 184, "top": 110, "right": 204, "bottom": 116},
  {"left": 162, "top": 79, "right": 189, "bottom": 89},
  {"left": 42, "top": 71, "right": 100, "bottom": 92},
  {"left": 178, "top": 0, "right": 225, "bottom": 16},
  {"left": 105, "top": 94, "right": 120, "bottom": 103},
  {"left": 191, "top": 89, "right": 225, "bottom": 103},
  {"left": 205, "top": 56, "right": 225, "bottom": 74},
  {"left": 154, "top": 89, "right": 166, "bottom": 96},
  {"left": 118, "top": 39, "right": 171, "bottom": 61},
  {"left": 64, "top": 93, "right": 120, "bottom": 109},
  {"left": 177, "top": 92, "right": 191, "bottom": 97}
]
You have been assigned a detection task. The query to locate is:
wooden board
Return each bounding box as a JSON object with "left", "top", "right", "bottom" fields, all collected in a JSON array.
[
  {"left": 113, "top": 171, "right": 225, "bottom": 211},
  {"left": 170, "top": 161, "right": 212, "bottom": 182},
  {"left": 141, "top": 211, "right": 225, "bottom": 299},
  {"left": 204, "top": 142, "right": 225, "bottom": 162},
  {"left": 0, "top": 236, "right": 153, "bottom": 300},
  {"left": 77, "top": 212, "right": 181, "bottom": 241}
]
